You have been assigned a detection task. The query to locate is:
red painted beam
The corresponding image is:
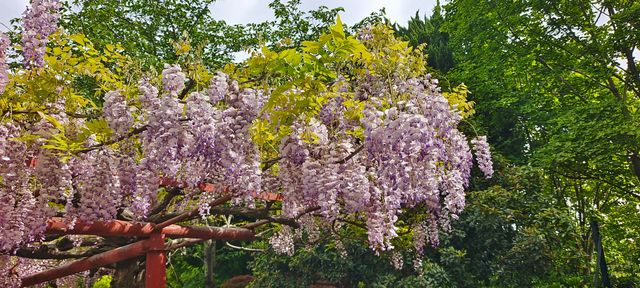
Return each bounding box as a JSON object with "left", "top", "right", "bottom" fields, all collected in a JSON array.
[
  {"left": 45, "top": 218, "right": 255, "bottom": 241},
  {"left": 21, "top": 238, "right": 153, "bottom": 287},
  {"left": 46, "top": 218, "right": 156, "bottom": 237}
]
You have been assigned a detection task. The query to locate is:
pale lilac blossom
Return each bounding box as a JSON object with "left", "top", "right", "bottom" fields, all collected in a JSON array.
[{"left": 21, "top": 0, "right": 61, "bottom": 68}]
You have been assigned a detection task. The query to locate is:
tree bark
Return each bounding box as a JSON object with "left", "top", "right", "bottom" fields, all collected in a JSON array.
[
  {"left": 204, "top": 240, "right": 217, "bottom": 288},
  {"left": 628, "top": 151, "right": 640, "bottom": 184},
  {"left": 590, "top": 220, "right": 611, "bottom": 288},
  {"left": 112, "top": 258, "right": 144, "bottom": 288}
]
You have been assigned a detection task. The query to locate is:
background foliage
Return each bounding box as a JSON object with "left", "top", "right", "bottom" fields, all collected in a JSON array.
[{"left": 3, "top": 0, "right": 638, "bottom": 287}]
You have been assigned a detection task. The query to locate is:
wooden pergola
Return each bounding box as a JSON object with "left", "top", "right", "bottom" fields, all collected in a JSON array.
[{"left": 16, "top": 180, "right": 290, "bottom": 288}]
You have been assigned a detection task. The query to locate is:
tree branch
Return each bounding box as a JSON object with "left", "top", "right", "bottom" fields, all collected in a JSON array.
[
  {"left": 335, "top": 144, "right": 364, "bottom": 164},
  {"left": 149, "top": 206, "right": 270, "bottom": 224},
  {"left": 225, "top": 242, "right": 264, "bottom": 252},
  {"left": 179, "top": 79, "right": 195, "bottom": 100},
  {"left": 262, "top": 156, "right": 283, "bottom": 171},
  {"left": 145, "top": 188, "right": 183, "bottom": 221},
  {"left": 12, "top": 245, "right": 107, "bottom": 260},
  {"left": 242, "top": 206, "right": 321, "bottom": 229},
  {"left": 77, "top": 125, "right": 148, "bottom": 153},
  {"left": 164, "top": 238, "right": 207, "bottom": 251},
  {"left": 153, "top": 194, "right": 234, "bottom": 230}
]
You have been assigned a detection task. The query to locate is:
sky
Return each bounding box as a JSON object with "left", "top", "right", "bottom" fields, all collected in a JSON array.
[
  {"left": 209, "top": 0, "right": 437, "bottom": 26},
  {"left": 0, "top": 0, "right": 29, "bottom": 32},
  {"left": 0, "top": 0, "right": 437, "bottom": 33}
]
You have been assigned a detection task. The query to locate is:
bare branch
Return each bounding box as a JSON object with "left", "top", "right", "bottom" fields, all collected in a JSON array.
[
  {"left": 164, "top": 238, "right": 207, "bottom": 251},
  {"left": 242, "top": 206, "right": 321, "bottom": 230},
  {"left": 77, "top": 125, "right": 149, "bottom": 153},
  {"left": 178, "top": 79, "right": 196, "bottom": 100},
  {"left": 225, "top": 242, "right": 264, "bottom": 252},
  {"left": 262, "top": 156, "right": 283, "bottom": 171},
  {"left": 12, "top": 245, "right": 106, "bottom": 260},
  {"left": 153, "top": 194, "right": 234, "bottom": 230},
  {"left": 149, "top": 206, "right": 270, "bottom": 224},
  {"left": 145, "top": 188, "right": 183, "bottom": 221},
  {"left": 335, "top": 144, "right": 364, "bottom": 164}
]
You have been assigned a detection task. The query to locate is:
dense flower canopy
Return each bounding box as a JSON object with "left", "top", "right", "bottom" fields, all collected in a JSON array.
[{"left": 0, "top": 1, "right": 493, "bottom": 286}]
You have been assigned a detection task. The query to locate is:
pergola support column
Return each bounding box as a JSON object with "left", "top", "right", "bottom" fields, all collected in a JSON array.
[{"left": 146, "top": 233, "right": 166, "bottom": 288}]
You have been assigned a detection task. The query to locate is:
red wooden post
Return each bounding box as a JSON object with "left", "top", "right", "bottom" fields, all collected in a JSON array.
[{"left": 145, "top": 233, "right": 166, "bottom": 288}]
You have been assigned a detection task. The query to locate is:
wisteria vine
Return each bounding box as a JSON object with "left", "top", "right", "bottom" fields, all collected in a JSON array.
[{"left": 0, "top": 1, "right": 495, "bottom": 285}]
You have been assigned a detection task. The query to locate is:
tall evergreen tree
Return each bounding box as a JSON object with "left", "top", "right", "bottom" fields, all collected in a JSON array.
[{"left": 394, "top": 1, "right": 454, "bottom": 73}]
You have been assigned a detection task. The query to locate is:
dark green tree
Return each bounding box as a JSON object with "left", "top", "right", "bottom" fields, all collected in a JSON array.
[
  {"left": 61, "top": 0, "right": 241, "bottom": 68},
  {"left": 61, "top": 0, "right": 344, "bottom": 69},
  {"left": 442, "top": 0, "right": 640, "bottom": 285},
  {"left": 394, "top": 1, "right": 454, "bottom": 73},
  {"left": 247, "top": 231, "right": 453, "bottom": 288},
  {"left": 440, "top": 164, "right": 586, "bottom": 287}
]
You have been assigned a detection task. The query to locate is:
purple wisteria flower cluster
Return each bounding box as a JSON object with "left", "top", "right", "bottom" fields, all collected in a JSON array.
[
  {"left": 276, "top": 77, "right": 475, "bottom": 253},
  {"left": 272, "top": 71, "right": 493, "bottom": 254},
  {"left": 0, "top": 63, "right": 493, "bottom": 260},
  {"left": 0, "top": 33, "right": 9, "bottom": 94},
  {"left": 103, "top": 90, "right": 134, "bottom": 137},
  {"left": 21, "top": 0, "right": 61, "bottom": 68},
  {"left": 0, "top": 123, "right": 62, "bottom": 252},
  {"left": 0, "top": 64, "right": 264, "bottom": 232},
  {"left": 472, "top": 136, "right": 494, "bottom": 178},
  {"left": 269, "top": 226, "right": 295, "bottom": 256},
  {"left": 69, "top": 150, "right": 122, "bottom": 223},
  {"left": 0, "top": 257, "right": 66, "bottom": 288},
  {"left": 102, "top": 66, "right": 263, "bottom": 219}
]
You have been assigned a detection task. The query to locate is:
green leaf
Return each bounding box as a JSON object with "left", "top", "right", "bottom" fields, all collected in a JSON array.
[
  {"left": 69, "top": 34, "right": 87, "bottom": 46},
  {"left": 330, "top": 15, "right": 345, "bottom": 40},
  {"left": 36, "top": 111, "right": 65, "bottom": 133}
]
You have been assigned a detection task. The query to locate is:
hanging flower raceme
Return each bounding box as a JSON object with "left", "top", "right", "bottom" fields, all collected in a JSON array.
[
  {"left": 269, "top": 226, "right": 295, "bottom": 256},
  {"left": 471, "top": 136, "right": 494, "bottom": 178},
  {"left": 21, "top": 0, "right": 61, "bottom": 68},
  {"left": 0, "top": 33, "right": 9, "bottom": 94},
  {"left": 68, "top": 149, "right": 122, "bottom": 223},
  {"left": 273, "top": 70, "right": 494, "bottom": 253},
  {"left": 103, "top": 90, "right": 134, "bottom": 137},
  {"left": 132, "top": 68, "right": 187, "bottom": 217},
  {"left": 0, "top": 123, "right": 32, "bottom": 252}
]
